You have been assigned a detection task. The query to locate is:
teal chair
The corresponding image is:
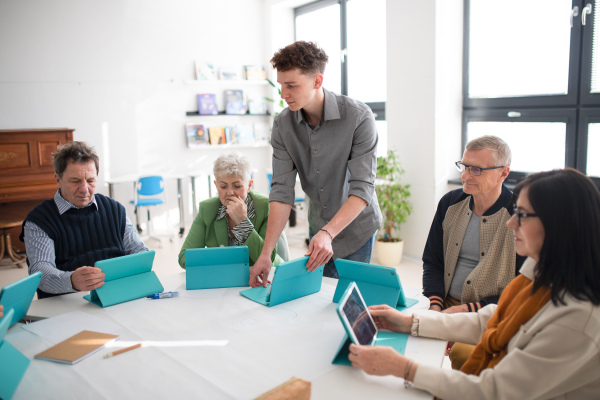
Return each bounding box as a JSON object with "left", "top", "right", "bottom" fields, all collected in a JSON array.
[{"left": 130, "top": 176, "right": 173, "bottom": 247}]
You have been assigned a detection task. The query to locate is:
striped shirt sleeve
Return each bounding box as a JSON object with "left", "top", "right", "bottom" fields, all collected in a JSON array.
[
  {"left": 123, "top": 214, "right": 149, "bottom": 254},
  {"left": 23, "top": 221, "right": 75, "bottom": 295}
]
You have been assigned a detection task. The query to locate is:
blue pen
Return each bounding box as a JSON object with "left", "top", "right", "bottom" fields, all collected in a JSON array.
[{"left": 147, "top": 291, "right": 179, "bottom": 299}]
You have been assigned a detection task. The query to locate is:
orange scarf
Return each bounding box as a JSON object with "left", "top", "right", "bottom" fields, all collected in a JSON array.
[{"left": 460, "top": 274, "right": 552, "bottom": 376}]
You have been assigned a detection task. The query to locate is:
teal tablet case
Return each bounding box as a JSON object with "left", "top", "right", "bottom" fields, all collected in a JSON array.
[
  {"left": 83, "top": 251, "right": 163, "bottom": 307},
  {"left": 185, "top": 246, "right": 250, "bottom": 289},
  {"left": 332, "top": 331, "right": 410, "bottom": 365},
  {"left": 332, "top": 259, "right": 418, "bottom": 311},
  {"left": 0, "top": 309, "right": 30, "bottom": 399},
  {"left": 0, "top": 271, "right": 42, "bottom": 327},
  {"left": 239, "top": 256, "right": 324, "bottom": 306},
  {"left": 332, "top": 282, "right": 409, "bottom": 365}
]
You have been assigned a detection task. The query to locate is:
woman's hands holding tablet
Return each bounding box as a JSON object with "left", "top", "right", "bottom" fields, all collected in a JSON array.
[
  {"left": 348, "top": 344, "right": 414, "bottom": 378},
  {"left": 368, "top": 304, "right": 413, "bottom": 333}
]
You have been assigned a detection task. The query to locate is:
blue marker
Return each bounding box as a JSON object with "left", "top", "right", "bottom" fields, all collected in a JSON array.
[{"left": 147, "top": 291, "right": 179, "bottom": 299}]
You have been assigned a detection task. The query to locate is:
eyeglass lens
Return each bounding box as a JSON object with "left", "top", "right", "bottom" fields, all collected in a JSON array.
[{"left": 456, "top": 162, "right": 482, "bottom": 176}]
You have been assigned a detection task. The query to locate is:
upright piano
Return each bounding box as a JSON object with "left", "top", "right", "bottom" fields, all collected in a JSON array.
[{"left": 0, "top": 128, "right": 74, "bottom": 252}]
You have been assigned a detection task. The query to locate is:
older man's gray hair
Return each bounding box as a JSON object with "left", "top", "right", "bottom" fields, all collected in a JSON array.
[
  {"left": 52, "top": 141, "right": 100, "bottom": 178},
  {"left": 466, "top": 135, "right": 512, "bottom": 167},
  {"left": 213, "top": 152, "right": 252, "bottom": 182}
]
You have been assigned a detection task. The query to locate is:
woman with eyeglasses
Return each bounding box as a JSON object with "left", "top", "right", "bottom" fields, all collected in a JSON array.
[{"left": 349, "top": 168, "right": 600, "bottom": 399}]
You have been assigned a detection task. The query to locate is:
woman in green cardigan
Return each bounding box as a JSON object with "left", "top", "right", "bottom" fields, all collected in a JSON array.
[{"left": 178, "top": 152, "right": 282, "bottom": 269}]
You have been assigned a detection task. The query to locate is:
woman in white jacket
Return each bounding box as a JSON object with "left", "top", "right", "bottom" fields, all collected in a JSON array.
[{"left": 349, "top": 168, "right": 600, "bottom": 400}]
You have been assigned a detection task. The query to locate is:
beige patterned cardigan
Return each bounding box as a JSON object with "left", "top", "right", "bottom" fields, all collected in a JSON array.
[{"left": 422, "top": 185, "right": 525, "bottom": 311}]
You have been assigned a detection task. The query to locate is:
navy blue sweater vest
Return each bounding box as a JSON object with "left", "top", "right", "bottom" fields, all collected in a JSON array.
[{"left": 21, "top": 193, "right": 127, "bottom": 298}]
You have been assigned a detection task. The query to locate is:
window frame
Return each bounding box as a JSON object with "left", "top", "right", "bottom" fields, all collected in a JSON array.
[
  {"left": 294, "top": 0, "right": 385, "bottom": 119},
  {"left": 463, "top": 108, "right": 578, "bottom": 185},
  {"left": 462, "top": 0, "right": 599, "bottom": 187},
  {"left": 578, "top": 108, "right": 600, "bottom": 185}
]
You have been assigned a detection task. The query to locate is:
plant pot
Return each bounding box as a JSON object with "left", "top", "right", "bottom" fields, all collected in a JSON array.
[{"left": 375, "top": 239, "right": 404, "bottom": 267}]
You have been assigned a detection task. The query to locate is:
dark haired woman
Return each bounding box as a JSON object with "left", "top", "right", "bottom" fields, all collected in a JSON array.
[{"left": 348, "top": 168, "right": 600, "bottom": 399}]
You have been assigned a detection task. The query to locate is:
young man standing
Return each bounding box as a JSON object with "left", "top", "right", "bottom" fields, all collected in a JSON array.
[{"left": 250, "top": 41, "right": 382, "bottom": 285}]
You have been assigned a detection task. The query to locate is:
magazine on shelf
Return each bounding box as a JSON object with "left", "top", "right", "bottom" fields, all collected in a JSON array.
[
  {"left": 247, "top": 94, "right": 267, "bottom": 115},
  {"left": 224, "top": 126, "right": 239, "bottom": 144},
  {"left": 244, "top": 65, "right": 266, "bottom": 80},
  {"left": 236, "top": 124, "right": 255, "bottom": 145},
  {"left": 185, "top": 123, "right": 209, "bottom": 148},
  {"left": 195, "top": 60, "right": 217, "bottom": 80},
  {"left": 224, "top": 89, "right": 246, "bottom": 115},
  {"left": 208, "top": 127, "right": 226, "bottom": 145},
  {"left": 219, "top": 67, "right": 240, "bottom": 80},
  {"left": 197, "top": 93, "right": 218, "bottom": 115}
]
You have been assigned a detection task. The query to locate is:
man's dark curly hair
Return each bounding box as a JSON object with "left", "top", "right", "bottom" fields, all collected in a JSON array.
[
  {"left": 270, "top": 41, "right": 328, "bottom": 75},
  {"left": 53, "top": 141, "right": 100, "bottom": 178}
]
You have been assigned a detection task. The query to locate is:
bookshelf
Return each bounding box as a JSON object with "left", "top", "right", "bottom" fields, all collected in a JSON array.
[
  {"left": 185, "top": 111, "right": 269, "bottom": 117},
  {"left": 184, "top": 78, "right": 275, "bottom": 149},
  {"left": 184, "top": 79, "right": 269, "bottom": 87}
]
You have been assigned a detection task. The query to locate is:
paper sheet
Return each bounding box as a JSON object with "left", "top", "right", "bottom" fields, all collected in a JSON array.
[{"left": 22, "top": 310, "right": 122, "bottom": 344}]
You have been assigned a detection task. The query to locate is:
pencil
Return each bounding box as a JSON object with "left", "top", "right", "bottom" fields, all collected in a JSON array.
[{"left": 103, "top": 343, "right": 142, "bottom": 359}]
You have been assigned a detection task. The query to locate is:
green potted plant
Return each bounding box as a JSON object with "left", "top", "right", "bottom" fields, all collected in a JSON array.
[
  {"left": 375, "top": 149, "right": 412, "bottom": 266},
  {"left": 265, "top": 78, "right": 284, "bottom": 118}
]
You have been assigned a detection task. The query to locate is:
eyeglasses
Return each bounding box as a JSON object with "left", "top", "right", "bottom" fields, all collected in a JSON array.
[
  {"left": 455, "top": 161, "right": 505, "bottom": 176},
  {"left": 512, "top": 204, "right": 539, "bottom": 227}
]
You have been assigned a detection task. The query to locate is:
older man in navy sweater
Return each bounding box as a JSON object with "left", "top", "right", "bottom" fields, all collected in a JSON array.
[{"left": 20, "top": 141, "right": 147, "bottom": 298}]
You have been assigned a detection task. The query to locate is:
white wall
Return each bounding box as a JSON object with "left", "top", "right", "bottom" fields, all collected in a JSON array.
[
  {"left": 386, "top": 0, "right": 463, "bottom": 260},
  {"left": 0, "top": 0, "right": 465, "bottom": 256},
  {"left": 0, "top": 0, "right": 274, "bottom": 228}
]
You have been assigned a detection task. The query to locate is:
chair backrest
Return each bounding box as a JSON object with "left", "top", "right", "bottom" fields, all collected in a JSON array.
[
  {"left": 137, "top": 176, "right": 165, "bottom": 196},
  {"left": 276, "top": 230, "right": 290, "bottom": 262},
  {"left": 267, "top": 172, "right": 273, "bottom": 192}
]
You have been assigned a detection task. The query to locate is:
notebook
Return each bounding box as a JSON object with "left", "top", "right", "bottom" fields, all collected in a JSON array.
[
  {"left": 239, "top": 256, "right": 324, "bottom": 307},
  {"left": 0, "top": 271, "right": 42, "bottom": 327},
  {"left": 0, "top": 308, "right": 30, "bottom": 399},
  {"left": 83, "top": 251, "right": 163, "bottom": 307},
  {"left": 34, "top": 330, "right": 120, "bottom": 365},
  {"left": 185, "top": 246, "right": 250, "bottom": 289}
]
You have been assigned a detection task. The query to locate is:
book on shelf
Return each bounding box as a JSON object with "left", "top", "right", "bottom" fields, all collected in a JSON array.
[
  {"left": 219, "top": 67, "right": 240, "bottom": 80},
  {"left": 195, "top": 60, "right": 217, "bottom": 80},
  {"left": 185, "top": 123, "right": 209, "bottom": 148},
  {"left": 224, "top": 126, "right": 239, "bottom": 144},
  {"left": 224, "top": 89, "right": 246, "bottom": 115},
  {"left": 247, "top": 94, "right": 267, "bottom": 115},
  {"left": 236, "top": 124, "right": 255, "bottom": 145},
  {"left": 197, "top": 93, "right": 218, "bottom": 115},
  {"left": 244, "top": 65, "right": 266, "bottom": 80},
  {"left": 34, "top": 330, "right": 120, "bottom": 365},
  {"left": 208, "top": 127, "right": 226, "bottom": 145}
]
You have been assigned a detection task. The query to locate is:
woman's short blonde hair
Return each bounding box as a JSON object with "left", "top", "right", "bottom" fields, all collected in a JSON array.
[{"left": 213, "top": 152, "right": 252, "bottom": 182}]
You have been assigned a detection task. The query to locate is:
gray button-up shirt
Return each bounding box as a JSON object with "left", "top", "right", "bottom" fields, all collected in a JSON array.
[{"left": 269, "top": 87, "right": 382, "bottom": 258}]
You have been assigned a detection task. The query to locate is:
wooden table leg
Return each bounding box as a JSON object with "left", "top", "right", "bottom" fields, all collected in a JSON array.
[{"left": 0, "top": 232, "right": 26, "bottom": 268}]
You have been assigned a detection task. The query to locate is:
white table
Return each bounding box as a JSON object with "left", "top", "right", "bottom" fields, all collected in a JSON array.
[{"left": 9, "top": 274, "right": 444, "bottom": 400}]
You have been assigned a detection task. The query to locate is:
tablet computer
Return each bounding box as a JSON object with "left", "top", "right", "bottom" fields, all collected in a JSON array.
[
  {"left": 0, "top": 271, "right": 42, "bottom": 327},
  {"left": 336, "top": 281, "right": 378, "bottom": 346},
  {"left": 95, "top": 250, "right": 155, "bottom": 281},
  {"left": 185, "top": 246, "right": 250, "bottom": 289}
]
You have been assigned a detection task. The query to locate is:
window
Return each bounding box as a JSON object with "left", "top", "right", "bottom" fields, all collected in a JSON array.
[
  {"left": 295, "top": 0, "right": 387, "bottom": 154},
  {"left": 463, "top": 0, "right": 600, "bottom": 186}
]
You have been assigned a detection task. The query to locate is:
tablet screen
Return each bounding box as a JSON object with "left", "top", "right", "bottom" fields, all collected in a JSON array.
[{"left": 338, "top": 283, "right": 377, "bottom": 345}]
